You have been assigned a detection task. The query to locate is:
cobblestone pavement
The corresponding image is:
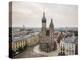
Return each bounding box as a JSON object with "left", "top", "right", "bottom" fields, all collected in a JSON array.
[{"left": 14, "top": 45, "right": 47, "bottom": 58}]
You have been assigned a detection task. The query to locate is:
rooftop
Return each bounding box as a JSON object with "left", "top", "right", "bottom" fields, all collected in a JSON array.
[{"left": 12, "top": 32, "right": 39, "bottom": 42}]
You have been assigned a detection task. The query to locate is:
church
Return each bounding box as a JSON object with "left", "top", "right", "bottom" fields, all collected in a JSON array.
[{"left": 39, "top": 12, "right": 59, "bottom": 52}]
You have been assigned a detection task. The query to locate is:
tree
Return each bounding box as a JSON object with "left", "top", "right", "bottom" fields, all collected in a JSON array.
[{"left": 17, "top": 47, "right": 24, "bottom": 53}]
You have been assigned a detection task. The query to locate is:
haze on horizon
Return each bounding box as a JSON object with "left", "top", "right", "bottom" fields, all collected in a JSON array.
[{"left": 12, "top": 1, "right": 78, "bottom": 28}]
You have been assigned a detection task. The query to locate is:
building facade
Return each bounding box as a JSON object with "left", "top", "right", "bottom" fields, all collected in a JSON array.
[{"left": 12, "top": 31, "right": 39, "bottom": 53}]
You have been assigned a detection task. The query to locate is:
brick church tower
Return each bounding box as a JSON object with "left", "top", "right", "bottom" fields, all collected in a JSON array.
[{"left": 39, "top": 12, "right": 57, "bottom": 52}]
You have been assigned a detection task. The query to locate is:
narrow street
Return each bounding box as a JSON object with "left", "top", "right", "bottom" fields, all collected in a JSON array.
[{"left": 14, "top": 45, "right": 46, "bottom": 58}]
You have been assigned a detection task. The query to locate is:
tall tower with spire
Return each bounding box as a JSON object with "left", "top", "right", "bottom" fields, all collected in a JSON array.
[
  {"left": 42, "top": 12, "right": 46, "bottom": 31},
  {"left": 39, "top": 12, "right": 47, "bottom": 51},
  {"left": 41, "top": 12, "right": 46, "bottom": 43}
]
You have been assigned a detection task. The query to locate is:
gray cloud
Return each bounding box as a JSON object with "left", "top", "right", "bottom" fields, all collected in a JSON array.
[{"left": 12, "top": 1, "right": 78, "bottom": 28}]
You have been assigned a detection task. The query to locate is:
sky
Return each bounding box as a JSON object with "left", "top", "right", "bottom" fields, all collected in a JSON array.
[{"left": 12, "top": 1, "right": 78, "bottom": 28}]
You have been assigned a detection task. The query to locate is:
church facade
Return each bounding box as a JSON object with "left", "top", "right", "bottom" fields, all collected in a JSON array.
[{"left": 39, "top": 12, "right": 57, "bottom": 52}]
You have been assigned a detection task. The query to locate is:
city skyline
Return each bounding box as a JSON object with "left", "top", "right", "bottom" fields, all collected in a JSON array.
[{"left": 12, "top": 1, "right": 78, "bottom": 28}]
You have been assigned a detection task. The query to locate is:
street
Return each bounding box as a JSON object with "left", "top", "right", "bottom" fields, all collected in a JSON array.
[{"left": 14, "top": 45, "right": 46, "bottom": 58}]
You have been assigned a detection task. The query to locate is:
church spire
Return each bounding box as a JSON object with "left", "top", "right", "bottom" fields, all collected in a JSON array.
[
  {"left": 43, "top": 12, "right": 45, "bottom": 17},
  {"left": 49, "top": 18, "right": 54, "bottom": 29},
  {"left": 42, "top": 12, "right": 46, "bottom": 23}
]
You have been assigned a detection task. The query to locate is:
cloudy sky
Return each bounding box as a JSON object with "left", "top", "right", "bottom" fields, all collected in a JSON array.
[{"left": 12, "top": 1, "right": 78, "bottom": 28}]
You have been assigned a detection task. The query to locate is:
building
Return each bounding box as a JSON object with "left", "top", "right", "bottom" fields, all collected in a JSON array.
[
  {"left": 39, "top": 12, "right": 59, "bottom": 52},
  {"left": 12, "top": 31, "right": 39, "bottom": 54},
  {"left": 58, "top": 33, "right": 77, "bottom": 55}
]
